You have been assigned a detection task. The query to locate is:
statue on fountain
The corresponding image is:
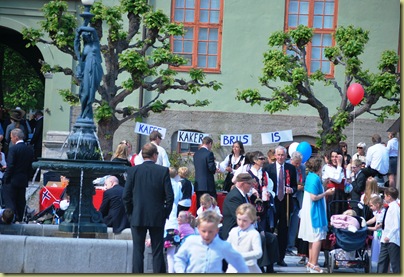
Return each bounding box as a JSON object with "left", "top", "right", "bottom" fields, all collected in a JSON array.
[{"left": 74, "top": 25, "right": 103, "bottom": 121}]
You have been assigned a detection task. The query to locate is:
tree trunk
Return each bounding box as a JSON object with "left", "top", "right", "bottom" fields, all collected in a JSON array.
[{"left": 97, "top": 117, "right": 120, "bottom": 160}]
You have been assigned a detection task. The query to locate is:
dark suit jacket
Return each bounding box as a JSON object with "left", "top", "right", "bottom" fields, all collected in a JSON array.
[
  {"left": 266, "top": 162, "right": 297, "bottom": 200},
  {"left": 4, "top": 141, "right": 34, "bottom": 187},
  {"left": 193, "top": 147, "right": 216, "bottom": 192},
  {"left": 122, "top": 160, "right": 174, "bottom": 227},
  {"left": 99, "top": 185, "right": 129, "bottom": 233},
  {"left": 30, "top": 117, "right": 43, "bottom": 150},
  {"left": 351, "top": 170, "right": 367, "bottom": 204},
  {"left": 221, "top": 187, "right": 247, "bottom": 240}
]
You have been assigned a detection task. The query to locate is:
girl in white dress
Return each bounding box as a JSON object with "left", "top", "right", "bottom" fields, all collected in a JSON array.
[
  {"left": 298, "top": 157, "right": 335, "bottom": 273},
  {"left": 366, "top": 195, "right": 386, "bottom": 272}
]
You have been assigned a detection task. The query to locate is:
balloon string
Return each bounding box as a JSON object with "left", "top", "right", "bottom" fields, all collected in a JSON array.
[{"left": 352, "top": 106, "right": 355, "bottom": 156}]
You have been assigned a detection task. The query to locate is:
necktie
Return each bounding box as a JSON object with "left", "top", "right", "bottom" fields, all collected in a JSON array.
[
  {"left": 245, "top": 195, "right": 249, "bottom": 203},
  {"left": 278, "top": 165, "right": 284, "bottom": 201},
  {"left": 382, "top": 206, "right": 389, "bottom": 229},
  {"left": 297, "top": 168, "right": 302, "bottom": 184}
]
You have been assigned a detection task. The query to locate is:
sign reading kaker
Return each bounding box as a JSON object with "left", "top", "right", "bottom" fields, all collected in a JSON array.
[{"left": 177, "top": 131, "right": 209, "bottom": 144}]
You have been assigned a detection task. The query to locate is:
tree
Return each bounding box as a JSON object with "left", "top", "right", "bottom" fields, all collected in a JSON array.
[
  {"left": 236, "top": 25, "right": 400, "bottom": 151},
  {"left": 0, "top": 44, "right": 44, "bottom": 112},
  {"left": 22, "top": 0, "right": 221, "bottom": 158}
]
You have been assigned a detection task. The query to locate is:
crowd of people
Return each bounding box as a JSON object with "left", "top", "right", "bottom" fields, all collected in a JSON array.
[
  {"left": 0, "top": 107, "right": 43, "bottom": 223},
  {"left": 104, "top": 130, "right": 399, "bottom": 273},
  {"left": 0, "top": 126, "right": 399, "bottom": 274}
]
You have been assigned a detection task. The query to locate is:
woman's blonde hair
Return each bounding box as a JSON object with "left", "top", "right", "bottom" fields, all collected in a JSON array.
[
  {"left": 363, "top": 177, "right": 379, "bottom": 205},
  {"left": 236, "top": 203, "right": 257, "bottom": 223},
  {"left": 112, "top": 143, "right": 129, "bottom": 160}
]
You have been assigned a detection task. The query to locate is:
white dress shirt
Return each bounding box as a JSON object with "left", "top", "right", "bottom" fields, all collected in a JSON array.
[
  {"left": 381, "top": 200, "right": 400, "bottom": 247},
  {"left": 386, "top": 137, "right": 399, "bottom": 157},
  {"left": 365, "top": 143, "right": 389, "bottom": 175}
]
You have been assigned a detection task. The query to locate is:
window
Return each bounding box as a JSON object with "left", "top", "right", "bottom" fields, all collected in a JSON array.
[
  {"left": 171, "top": 0, "right": 223, "bottom": 72},
  {"left": 171, "top": 130, "right": 201, "bottom": 153},
  {"left": 285, "top": 0, "right": 338, "bottom": 76}
]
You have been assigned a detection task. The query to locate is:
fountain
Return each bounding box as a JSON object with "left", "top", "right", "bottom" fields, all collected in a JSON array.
[{"left": 32, "top": 0, "right": 127, "bottom": 237}]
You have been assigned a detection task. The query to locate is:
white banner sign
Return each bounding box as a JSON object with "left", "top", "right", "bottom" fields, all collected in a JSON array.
[
  {"left": 261, "top": 130, "right": 293, "bottom": 144},
  {"left": 220, "top": 134, "right": 252, "bottom": 146},
  {"left": 134, "top": 122, "right": 167, "bottom": 139},
  {"left": 177, "top": 131, "right": 209, "bottom": 144}
]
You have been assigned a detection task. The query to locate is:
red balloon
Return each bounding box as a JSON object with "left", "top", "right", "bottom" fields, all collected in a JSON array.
[{"left": 347, "top": 83, "right": 364, "bottom": 106}]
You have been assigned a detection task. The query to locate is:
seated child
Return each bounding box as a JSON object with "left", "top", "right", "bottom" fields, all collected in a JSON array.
[
  {"left": 330, "top": 209, "right": 365, "bottom": 233},
  {"left": 174, "top": 210, "right": 248, "bottom": 273},
  {"left": 0, "top": 208, "right": 14, "bottom": 224},
  {"left": 196, "top": 193, "right": 222, "bottom": 218},
  {"left": 177, "top": 210, "right": 198, "bottom": 243}
]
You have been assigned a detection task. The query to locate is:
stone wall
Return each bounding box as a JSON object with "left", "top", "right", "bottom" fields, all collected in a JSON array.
[{"left": 49, "top": 108, "right": 397, "bottom": 160}]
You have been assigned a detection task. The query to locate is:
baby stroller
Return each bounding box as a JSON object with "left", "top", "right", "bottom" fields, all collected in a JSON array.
[{"left": 327, "top": 200, "right": 371, "bottom": 273}]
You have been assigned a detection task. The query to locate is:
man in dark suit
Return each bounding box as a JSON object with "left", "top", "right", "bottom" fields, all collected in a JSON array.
[
  {"left": 99, "top": 175, "right": 129, "bottom": 234},
  {"left": 123, "top": 143, "right": 174, "bottom": 273},
  {"left": 221, "top": 173, "right": 254, "bottom": 240},
  {"left": 2, "top": 128, "right": 34, "bottom": 222},
  {"left": 193, "top": 136, "right": 218, "bottom": 208},
  {"left": 266, "top": 145, "right": 297, "bottom": 267}
]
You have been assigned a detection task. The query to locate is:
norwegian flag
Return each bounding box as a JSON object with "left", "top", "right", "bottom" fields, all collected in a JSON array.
[
  {"left": 41, "top": 190, "right": 51, "bottom": 204},
  {"left": 40, "top": 186, "right": 61, "bottom": 211}
]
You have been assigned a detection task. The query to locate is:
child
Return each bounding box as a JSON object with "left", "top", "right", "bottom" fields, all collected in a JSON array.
[
  {"left": 174, "top": 210, "right": 248, "bottom": 273},
  {"left": 366, "top": 195, "right": 386, "bottom": 271},
  {"left": 177, "top": 210, "right": 197, "bottom": 243},
  {"left": 377, "top": 187, "right": 400, "bottom": 273},
  {"left": 0, "top": 208, "right": 14, "bottom": 224},
  {"left": 163, "top": 167, "right": 183, "bottom": 273},
  {"left": 196, "top": 193, "right": 222, "bottom": 218},
  {"left": 177, "top": 167, "right": 194, "bottom": 216},
  {"left": 226, "top": 203, "right": 262, "bottom": 273}
]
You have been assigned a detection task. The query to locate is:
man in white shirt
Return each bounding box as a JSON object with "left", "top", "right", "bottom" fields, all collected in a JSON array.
[
  {"left": 134, "top": 131, "right": 170, "bottom": 167},
  {"left": 363, "top": 134, "right": 389, "bottom": 178}
]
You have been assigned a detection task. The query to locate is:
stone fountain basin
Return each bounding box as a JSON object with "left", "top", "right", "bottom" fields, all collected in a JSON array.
[{"left": 0, "top": 224, "right": 159, "bottom": 273}]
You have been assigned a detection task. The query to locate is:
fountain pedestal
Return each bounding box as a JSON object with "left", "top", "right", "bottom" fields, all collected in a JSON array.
[{"left": 32, "top": 159, "right": 128, "bottom": 235}]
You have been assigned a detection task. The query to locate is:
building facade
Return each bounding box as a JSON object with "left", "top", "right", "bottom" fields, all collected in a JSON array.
[{"left": 0, "top": 0, "right": 400, "bottom": 162}]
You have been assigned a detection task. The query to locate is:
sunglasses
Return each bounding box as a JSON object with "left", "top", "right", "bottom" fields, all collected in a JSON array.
[
  {"left": 357, "top": 147, "right": 363, "bottom": 149},
  {"left": 258, "top": 157, "right": 266, "bottom": 160}
]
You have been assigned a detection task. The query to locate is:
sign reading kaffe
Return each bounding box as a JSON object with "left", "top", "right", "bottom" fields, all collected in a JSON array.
[
  {"left": 134, "top": 122, "right": 167, "bottom": 139},
  {"left": 177, "top": 131, "right": 209, "bottom": 144}
]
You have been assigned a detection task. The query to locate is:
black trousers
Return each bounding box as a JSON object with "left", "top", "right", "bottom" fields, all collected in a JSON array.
[
  {"left": 2, "top": 184, "right": 26, "bottom": 222},
  {"left": 377, "top": 242, "right": 400, "bottom": 273},
  {"left": 274, "top": 196, "right": 293, "bottom": 262},
  {"left": 130, "top": 225, "right": 166, "bottom": 273}
]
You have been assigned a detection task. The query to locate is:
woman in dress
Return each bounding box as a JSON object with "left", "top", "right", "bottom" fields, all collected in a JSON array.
[
  {"left": 219, "top": 141, "right": 245, "bottom": 192},
  {"left": 298, "top": 157, "right": 334, "bottom": 273},
  {"left": 322, "top": 149, "right": 347, "bottom": 216},
  {"left": 245, "top": 151, "right": 274, "bottom": 232}
]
